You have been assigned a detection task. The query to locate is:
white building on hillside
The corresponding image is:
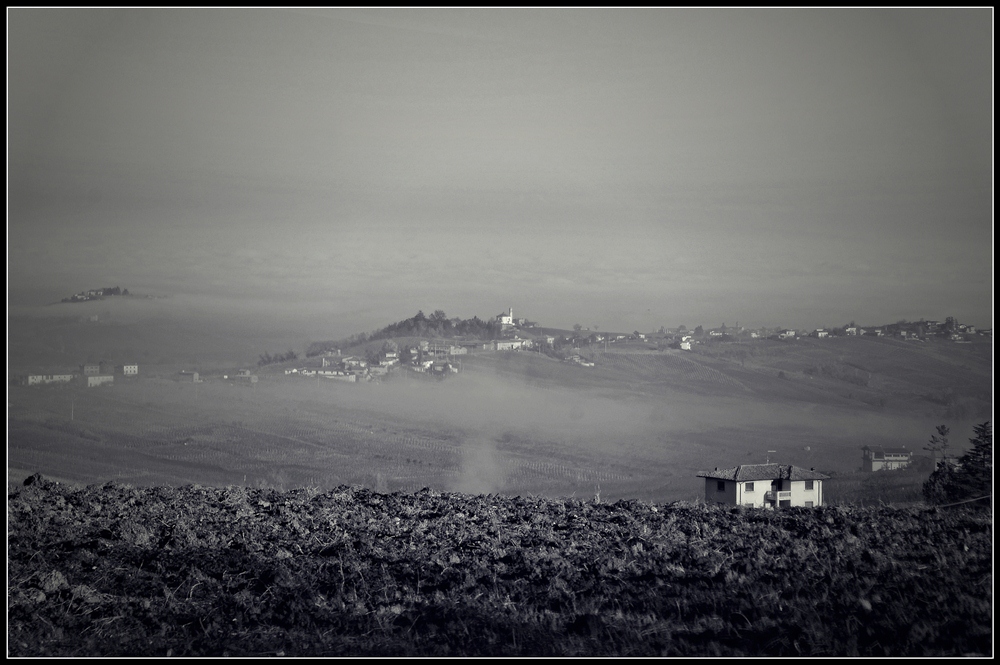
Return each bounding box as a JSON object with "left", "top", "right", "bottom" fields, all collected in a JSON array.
[
  {"left": 861, "top": 446, "right": 912, "bottom": 472},
  {"left": 697, "top": 464, "right": 830, "bottom": 508},
  {"left": 497, "top": 308, "right": 514, "bottom": 329},
  {"left": 82, "top": 374, "right": 114, "bottom": 388},
  {"left": 20, "top": 373, "right": 75, "bottom": 385}
]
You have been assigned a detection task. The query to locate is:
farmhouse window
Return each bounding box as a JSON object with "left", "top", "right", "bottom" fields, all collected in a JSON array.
[
  {"left": 805, "top": 501, "right": 814, "bottom": 507},
  {"left": 805, "top": 480, "right": 814, "bottom": 490},
  {"left": 717, "top": 481, "right": 725, "bottom": 492},
  {"left": 745, "top": 482, "right": 754, "bottom": 492}
]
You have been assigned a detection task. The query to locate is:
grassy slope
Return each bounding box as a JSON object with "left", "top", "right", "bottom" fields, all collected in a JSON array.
[
  {"left": 7, "top": 332, "right": 992, "bottom": 504},
  {"left": 7, "top": 477, "right": 992, "bottom": 657},
  {"left": 8, "top": 308, "right": 992, "bottom": 501}
]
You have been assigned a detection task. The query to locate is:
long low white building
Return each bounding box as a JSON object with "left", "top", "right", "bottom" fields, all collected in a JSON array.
[
  {"left": 81, "top": 375, "right": 114, "bottom": 388},
  {"left": 17, "top": 374, "right": 75, "bottom": 386}
]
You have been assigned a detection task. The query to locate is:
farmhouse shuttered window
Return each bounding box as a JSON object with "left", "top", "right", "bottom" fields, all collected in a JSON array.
[
  {"left": 805, "top": 480, "right": 814, "bottom": 490},
  {"left": 746, "top": 482, "right": 754, "bottom": 491}
]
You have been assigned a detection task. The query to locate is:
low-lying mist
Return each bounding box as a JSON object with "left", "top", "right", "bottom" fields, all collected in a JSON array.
[
  {"left": 8, "top": 294, "right": 384, "bottom": 370},
  {"left": 9, "top": 294, "right": 986, "bottom": 499},
  {"left": 270, "top": 367, "right": 953, "bottom": 479}
]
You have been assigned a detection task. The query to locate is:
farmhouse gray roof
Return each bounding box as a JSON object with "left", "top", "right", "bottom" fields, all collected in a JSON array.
[{"left": 697, "top": 463, "right": 830, "bottom": 482}]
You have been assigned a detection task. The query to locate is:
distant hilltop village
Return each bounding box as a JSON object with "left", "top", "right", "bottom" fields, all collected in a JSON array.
[
  {"left": 61, "top": 286, "right": 130, "bottom": 303},
  {"left": 305, "top": 309, "right": 990, "bottom": 367}
]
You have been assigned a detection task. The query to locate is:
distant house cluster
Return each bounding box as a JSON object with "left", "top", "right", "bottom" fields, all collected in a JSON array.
[
  {"left": 61, "top": 286, "right": 129, "bottom": 303},
  {"left": 489, "top": 308, "right": 537, "bottom": 351},
  {"left": 283, "top": 314, "right": 554, "bottom": 382},
  {"left": 224, "top": 368, "right": 259, "bottom": 384},
  {"left": 287, "top": 345, "right": 462, "bottom": 381},
  {"left": 20, "top": 373, "right": 75, "bottom": 386},
  {"left": 494, "top": 338, "right": 533, "bottom": 351},
  {"left": 842, "top": 318, "right": 987, "bottom": 342},
  {"left": 12, "top": 361, "right": 138, "bottom": 388},
  {"left": 285, "top": 353, "right": 391, "bottom": 382}
]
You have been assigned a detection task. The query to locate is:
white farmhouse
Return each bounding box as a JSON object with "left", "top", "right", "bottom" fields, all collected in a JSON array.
[{"left": 697, "top": 464, "right": 830, "bottom": 508}]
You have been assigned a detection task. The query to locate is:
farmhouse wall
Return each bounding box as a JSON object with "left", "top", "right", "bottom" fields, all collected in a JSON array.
[
  {"left": 786, "top": 479, "right": 822, "bottom": 507},
  {"left": 704, "top": 479, "right": 738, "bottom": 505},
  {"left": 700, "top": 465, "right": 828, "bottom": 508},
  {"left": 737, "top": 481, "right": 768, "bottom": 508}
]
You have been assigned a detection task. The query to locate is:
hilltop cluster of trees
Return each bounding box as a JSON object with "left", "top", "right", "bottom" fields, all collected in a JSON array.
[
  {"left": 307, "top": 311, "right": 503, "bottom": 357},
  {"left": 61, "top": 286, "right": 129, "bottom": 302},
  {"left": 257, "top": 350, "right": 298, "bottom": 366}
]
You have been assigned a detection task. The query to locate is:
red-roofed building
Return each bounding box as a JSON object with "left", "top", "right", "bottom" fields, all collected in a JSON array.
[{"left": 697, "top": 464, "right": 830, "bottom": 508}]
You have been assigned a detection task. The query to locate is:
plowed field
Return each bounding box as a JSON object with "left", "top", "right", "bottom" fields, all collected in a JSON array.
[{"left": 8, "top": 476, "right": 992, "bottom": 657}]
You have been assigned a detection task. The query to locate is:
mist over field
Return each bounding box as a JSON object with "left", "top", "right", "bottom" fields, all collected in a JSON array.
[{"left": 7, "top": 290, "right": 991, "bottom": 503}]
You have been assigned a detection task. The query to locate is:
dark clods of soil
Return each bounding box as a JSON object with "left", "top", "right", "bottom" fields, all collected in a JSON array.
[{"left": 8, "top": 474, "right": 992, "bottom": 657}]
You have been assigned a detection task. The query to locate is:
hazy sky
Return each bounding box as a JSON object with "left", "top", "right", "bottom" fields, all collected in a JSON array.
[{"left": 8, "top": 8, "right": 993, "bottom": 333}]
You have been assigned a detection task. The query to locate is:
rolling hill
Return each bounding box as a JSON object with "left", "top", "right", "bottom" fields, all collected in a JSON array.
[{"left": 7, "top": 307, "right": 992, "bottom": 504}]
